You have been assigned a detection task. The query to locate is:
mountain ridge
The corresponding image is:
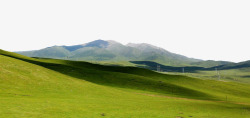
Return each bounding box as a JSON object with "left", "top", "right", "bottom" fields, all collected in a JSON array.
[{"left": 16, "top": 39, "right": 231, "bottom": 67}]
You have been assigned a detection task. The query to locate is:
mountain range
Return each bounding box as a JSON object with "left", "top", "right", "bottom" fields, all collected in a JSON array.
[{"left": 17, "top": 39, "right": 233, "bottom": 67}]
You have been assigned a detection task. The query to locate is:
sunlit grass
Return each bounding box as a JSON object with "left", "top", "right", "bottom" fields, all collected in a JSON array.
[{"left": 0, "top": 50, "right": 250, "bottom": 117}]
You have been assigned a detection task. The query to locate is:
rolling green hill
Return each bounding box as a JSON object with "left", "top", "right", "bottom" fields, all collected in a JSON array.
[
  {"left": 190, "top": 60, "right": 233, "bottom": 68},
  {"left": 130, "top": 61, "right": 206, "bottom": 72},
  {"left": 130, "top": 60, "right": 250, "bottom": 84},
  {"left": 1, "top": 49, "right": 250, "bottom": 117},
  {"left": 216, "top": 60, "right": 250, "bottom": 70}
]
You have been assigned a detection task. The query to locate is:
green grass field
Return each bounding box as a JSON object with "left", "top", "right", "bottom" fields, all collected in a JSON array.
[
  {"left": 163, "top": 68, "right": 250, "bottom": 84},
  {"left": 0, "top": 49, "right": 250, "bottom": 118},
  {"left": 187, "top": 69, "right": 250, "bottom": 84}
]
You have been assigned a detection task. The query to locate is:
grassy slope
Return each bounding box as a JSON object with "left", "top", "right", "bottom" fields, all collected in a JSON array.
[
  {"left": 182, "top": 68, "right": 250, "bottom": 84},
  {"left": 0, "top": 50, "right": 250, "bottom": 117},
  {"left": 190, "top": 60, "right": 233, "bottom": 68}
]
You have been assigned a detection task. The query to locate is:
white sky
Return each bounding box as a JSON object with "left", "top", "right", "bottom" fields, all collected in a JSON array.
[{"left": 0, "top": 0, "right": 250, "bottom": 62}]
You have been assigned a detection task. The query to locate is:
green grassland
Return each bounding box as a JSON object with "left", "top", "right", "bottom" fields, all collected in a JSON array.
[
  {"left": 167, "top": 68, "right": 250, "bottom": 84},
  {"left": 0, "top": 49, "right": 250, "bottom": 118}
]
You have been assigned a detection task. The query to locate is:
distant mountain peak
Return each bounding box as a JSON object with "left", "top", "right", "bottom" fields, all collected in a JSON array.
[
  {"left": 106, "top": 40, "right": 121, "bottom": 44},
  {"left": 126, "top": 43, "right": 166, "bottom": 52},
  {"left": 127, "top": 43, "right": 158, "bottom": 48},
  {"left": 82, "top": 39, "right": 109, "bottom": 48}
]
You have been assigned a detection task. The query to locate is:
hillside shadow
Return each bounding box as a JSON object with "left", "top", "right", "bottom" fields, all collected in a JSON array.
[
  {"left": 130, "top": 61, "right": 214, "bottom": 72},
  {"left": 1, "top": 53, "right": 217, "bottom": 100}
]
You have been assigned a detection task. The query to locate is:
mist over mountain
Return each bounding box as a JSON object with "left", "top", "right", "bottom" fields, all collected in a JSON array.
[{"left": 17, "top": 40, "right": 231, "bottom": 67}]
